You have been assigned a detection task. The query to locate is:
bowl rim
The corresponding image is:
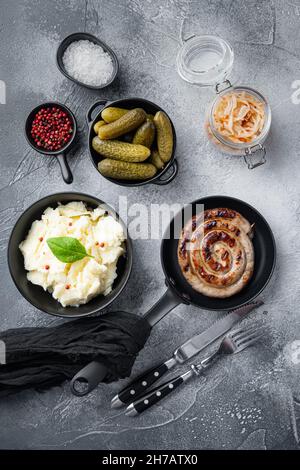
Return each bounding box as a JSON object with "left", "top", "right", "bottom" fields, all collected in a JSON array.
[
  {"left": 7, "top": 192, "right": 133, "bottom": 318},
  {"left": 87, "top": 97, "right": 177, "bottom": 187},
  {"left": 56, "top": 32, "right": 119, "bottom": 90},
  {"left": 24, "top": 101, "right": 77, "bottom": 155}
]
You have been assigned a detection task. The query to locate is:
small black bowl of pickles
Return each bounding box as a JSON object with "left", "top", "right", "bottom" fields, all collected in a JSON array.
[{"left": 87, "top": 98, "right": 178, "bottom": 186}]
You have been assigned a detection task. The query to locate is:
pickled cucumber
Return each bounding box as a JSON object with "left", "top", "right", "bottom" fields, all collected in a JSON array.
[
  {"left": 98, "top": 159, "right": 157, "bottom": 180},
  {"left": 149, "top": 149, "right": 165, "bottom": 169},
  {"left": 92, "top": 137, "right": 150, "bottom": 162},
  {"left": 132, "top": 120, "right": 155, "bottom": 148},
  {"left": 153, "top": 111, "right": 173, "bottom": 162},
  {"left": 98, "top": 108, "right": 147, "bottom": 140},
  {"left": 101, "top": 107, "right": 154, "bottom": 124},
  {"left": 101, "top": 107, "right": 128, "bottom": 123},
  {"left": 93, "top": 120, "right": 106, "bottom": 134}
]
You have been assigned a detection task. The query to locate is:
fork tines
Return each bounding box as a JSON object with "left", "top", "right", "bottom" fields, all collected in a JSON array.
[{"left": 229, "top": 324, "right": 264, "bottom": 350}]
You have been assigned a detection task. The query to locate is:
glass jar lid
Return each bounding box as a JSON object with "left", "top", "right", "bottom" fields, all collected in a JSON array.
[{"left": 177, "top": 35, "right": 234, "bottom": 86}]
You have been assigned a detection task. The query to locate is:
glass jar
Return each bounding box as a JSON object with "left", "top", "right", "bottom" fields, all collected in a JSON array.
[
  {"left": 177, "top": 35, "right": 234, "bottom": 86},
  {"left": 177, "top": 35, "right": 271, "bottom": 169},
  {"left": 205, "top": 85, "right": 271, "bottom": 169}
]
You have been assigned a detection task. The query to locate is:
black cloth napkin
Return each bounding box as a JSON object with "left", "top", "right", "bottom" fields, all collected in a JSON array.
[{"left": 0, "top": 311, "right": 151, "bottom": 396}]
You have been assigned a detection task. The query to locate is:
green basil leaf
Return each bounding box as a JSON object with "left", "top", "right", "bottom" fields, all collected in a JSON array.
[{"left": 47, "top": 237, "right": 93, "bottom": 263}]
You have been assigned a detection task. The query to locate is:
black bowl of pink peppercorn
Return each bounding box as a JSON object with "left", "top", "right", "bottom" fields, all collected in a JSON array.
[{"left": 25, "top": 102, "right": 77, "bottom": 184}]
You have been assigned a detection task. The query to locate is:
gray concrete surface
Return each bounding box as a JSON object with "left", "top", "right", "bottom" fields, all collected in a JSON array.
[{"left": 0, "top": 0, "right": 300, "bottom": 450}]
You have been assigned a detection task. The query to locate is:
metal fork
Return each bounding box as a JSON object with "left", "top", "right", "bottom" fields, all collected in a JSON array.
[{"left": 126, "top": 324, "right": 263, "bottom": 416}]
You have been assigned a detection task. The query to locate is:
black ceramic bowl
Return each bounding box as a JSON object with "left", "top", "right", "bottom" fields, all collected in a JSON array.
[
  {"left": 25, "top": 101, "right": 77, "bottom": 184},
  {"left": 56, "top": 32, "right": 119, "bottom": 90},
  {"left": 87, "top": 98, "right": 178, "bottom": 186},
  {"left": 8, "top": 193, "right": 132, "bottom": 319}
]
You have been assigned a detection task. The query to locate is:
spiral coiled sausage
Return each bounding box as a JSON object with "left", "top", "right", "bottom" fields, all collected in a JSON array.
[{"left": 177, "top": 208, "right": 254, "bottom": 298}]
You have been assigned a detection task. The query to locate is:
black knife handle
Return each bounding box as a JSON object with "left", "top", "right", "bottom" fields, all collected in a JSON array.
[
  {"left": 117, "top": 361, "right": 171, "bottom": 406},
  {"left": 127, "top": 375, "right": 185, "bottom": 415}
]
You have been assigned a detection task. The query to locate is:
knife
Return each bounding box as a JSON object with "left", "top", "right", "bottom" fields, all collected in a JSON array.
[
  {"left": 111, "top": 300, "right": 263, "bottom": 408},
  {"left": 126, "top": 323, "right": 264, "bottom": 416}
]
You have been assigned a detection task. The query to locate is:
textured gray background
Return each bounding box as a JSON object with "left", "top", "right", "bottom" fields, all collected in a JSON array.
[{"left": 0, "top": 0, "right": 300, "bottom": 450}]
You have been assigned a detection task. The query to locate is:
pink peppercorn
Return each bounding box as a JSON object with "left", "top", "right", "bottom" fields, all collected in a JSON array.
[{"left": 31, "top": 106, "right": 73, "bottom": 152}]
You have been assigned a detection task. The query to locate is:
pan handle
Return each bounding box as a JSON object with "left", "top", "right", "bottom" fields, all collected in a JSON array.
[
  {"left": 56, "top": 152, "right": 73, "bottom": 184},
  {"left": 153, "top": 160, "right": 178, "bottom": 186},
  {"left": 70, "top": 288, "right": 184, "bottom": 396},
  {"left": 86, "top": 99, "right": 109, "bottom": 126},
  {"left": 70, "top": 361, "right": 108, "bottom": 396},
  {"left": 144, "top": 287, "right": 184, "bottom": 327}
]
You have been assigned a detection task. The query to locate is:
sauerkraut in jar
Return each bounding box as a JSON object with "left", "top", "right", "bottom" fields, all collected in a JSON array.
[
  {"left": 176, "top": 33, "right": 272, "bottom": 168},
  {"left": 205, "top": 86, "right": 271, "bottom": 168}
]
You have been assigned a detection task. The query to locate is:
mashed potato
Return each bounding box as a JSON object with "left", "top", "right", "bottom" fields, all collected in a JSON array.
[{"left": 19, "top": 201, "right": 125, "bottom": 307}]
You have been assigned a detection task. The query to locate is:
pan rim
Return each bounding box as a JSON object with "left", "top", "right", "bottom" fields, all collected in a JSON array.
[{"left": 160, "top": 195, "right": 276, "bottom": 311}]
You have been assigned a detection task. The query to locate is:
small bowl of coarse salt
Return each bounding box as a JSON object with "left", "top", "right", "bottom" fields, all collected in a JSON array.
[{"left": 56, "top": 32, "right": 119, "bottom": 90}]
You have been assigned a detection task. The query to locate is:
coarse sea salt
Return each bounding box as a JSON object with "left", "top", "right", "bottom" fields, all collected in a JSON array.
[{"left": 62, "top": 39, "right": 114, "bottom": 87}]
